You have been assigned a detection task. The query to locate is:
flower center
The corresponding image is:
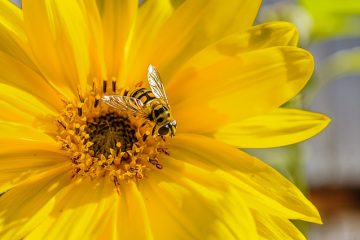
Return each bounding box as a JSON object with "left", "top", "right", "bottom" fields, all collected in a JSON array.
[
  {"left": 56, "top": 82, "right": 168, "bottom": 187},
  {"left": 87, "top": 113, "right": 136, "bottom": 156}
]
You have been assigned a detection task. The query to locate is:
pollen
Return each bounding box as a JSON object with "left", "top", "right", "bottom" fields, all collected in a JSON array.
[{"left": 56, "top": 82, "right": 168, "bottom": 187}]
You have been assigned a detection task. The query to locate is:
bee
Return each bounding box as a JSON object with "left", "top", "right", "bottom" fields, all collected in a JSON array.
[{"left": 102, "top": 65, "right": 177, "bottom": 137}]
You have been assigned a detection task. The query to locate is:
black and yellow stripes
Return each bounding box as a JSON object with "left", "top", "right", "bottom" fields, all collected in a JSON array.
[
  {"left": 125, "top": 87, "right": 156, "bottom": 106},
  {"left": 100, "top": 79, "right": 176, "bottom": 137},
  {"left": 120, "top": 88, "right": 171, "bottom": 129},
  {"left": 152, "top": 105, "right": 169, "bottom": 124}
]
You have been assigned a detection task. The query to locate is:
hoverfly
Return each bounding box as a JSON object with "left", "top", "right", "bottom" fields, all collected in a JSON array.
[{"left": 102, "top": 65, "right": 177, "bottom": 137}]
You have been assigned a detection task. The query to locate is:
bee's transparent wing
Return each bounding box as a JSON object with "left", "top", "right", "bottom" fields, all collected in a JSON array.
[
  {"left": 102, "top": 95, "right": 147, "bottom": 116},
  {"left": 147, "top": 64, "right": 169, "bottom": 105}
]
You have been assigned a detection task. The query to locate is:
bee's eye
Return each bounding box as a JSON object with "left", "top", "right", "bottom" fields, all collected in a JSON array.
[{"left": 158, "top": 125, "right": 169, "bottom": 136}]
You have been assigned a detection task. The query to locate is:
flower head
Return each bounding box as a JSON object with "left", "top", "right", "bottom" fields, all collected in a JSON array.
[{"left": 0, "top": 0, "right": 329, "bottom": 239}]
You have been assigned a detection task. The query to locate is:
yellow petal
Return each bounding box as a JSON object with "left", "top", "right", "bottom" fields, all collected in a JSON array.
[
  {"left": 97, "top": 184, "right": 130, "bottom": 240},
  {"left": 253, "top": 211, "right": 306, "bottom": 240},
  {"left": 0, "top": 121, "right": 66, "bottom": 192},
  {"left": 83, "top": 0, "right": 107, "bottom": 82},
  {"left": 97, "top": 0, "right": 138, "bottom": 84},
  {"left": 0, "top": 164, "right": 71, "bottom": 240},
  {"left": 169, "top": 134, "right": 322, "bottom": 223},
  {"left": 0, "top": 0, "right": 35, "bottom": 69},
  {"left": 0, "top": 121, "right": 58, "bottom": 153},
  {"left": 0, "top": 51, "right": 63, "bottom": 112},
  {"left": 122, "top": 0, "right": 174, "bottom": 87},
  {"left": 25, "top": 178, "right": 116, "bottom": 240},
  {"left": 138, "top": 165, "right": 257, "bottom": 240},
  {"left": 170, "top": 47, "right": 314, "bottom": 133},
  {"left": 215, "top": 108, "right": 331, "bottom": 148},
  {"left": 123, "top": 182, "right": 153, "bottom": 240},
  {"left": 0, "top": 83, "right": 57, "bottom": 126},
  {"left": 93, "top": 181, "right": 155, "bottom": 240},
  {"left": 22, "top": 0, "right": 93, "bottom": 98},
  {"left": 209, "top": 21, "right": 299, "bottom": 56},
  {"left": 127, "top": 0, "right": 261, "bottom": 85}
]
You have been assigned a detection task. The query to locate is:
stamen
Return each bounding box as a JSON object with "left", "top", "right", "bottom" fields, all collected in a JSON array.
[
  {"left": 112, "top": 77, "right": 116, "bottom": 92},
  {"left": 103, "top": 80, "right": 107, "bottom": 93},
  {"left": 75, "top": 123, "right": 80, "bottom": 134},
  {"left": 57, "top": 120, "right": 66, "bottom": 129},
  {"left": 94, "top": 94, "right": 101, "bottom": 108},
  {"left": 77, "top": 88, "right": 85, "bottom": 103},
  {"left": 60, "top": 98, "right": 69, "bottom": 105},
  {"left": 56, "top": 91, "right": 169, "bottom": 189},
  {"left": 149, "top": 158, "right": 163, "bottom": 169},
  {"left": 78, "top": 107, "right": 83, "bottom": 116}
]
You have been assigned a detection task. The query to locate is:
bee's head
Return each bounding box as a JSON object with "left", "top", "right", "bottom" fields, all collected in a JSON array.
[{"left": 157, "top": 120, "right": 177, "bottom": 137}]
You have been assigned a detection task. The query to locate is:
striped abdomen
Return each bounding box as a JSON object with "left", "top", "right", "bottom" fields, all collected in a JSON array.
[
  {"left": 122, "top": 88, "right": 169, "bottom": 123},
  {"left": 123, "top": 87, "right": 156, "bottom": 106}
]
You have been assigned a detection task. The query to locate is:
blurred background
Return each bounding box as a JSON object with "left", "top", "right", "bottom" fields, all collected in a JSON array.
[
  {"left": 256, "top": 0, "right": 360, "bottom": 239},
  {"left": 8, "top": 0, "right": 360, "bottom": 239}
]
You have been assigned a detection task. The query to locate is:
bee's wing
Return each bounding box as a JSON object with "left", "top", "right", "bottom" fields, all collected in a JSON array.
[
  {"left": 102, "top": 95, "right": 147, "bottom": 116},
  {"left": 147, "top": 64, "right": 169, "bottom": 105}
]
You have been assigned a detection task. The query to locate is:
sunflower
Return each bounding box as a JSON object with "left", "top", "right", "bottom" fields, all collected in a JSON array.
[{"left": 0, "top": 0, "right": 329, "bottom": 239}]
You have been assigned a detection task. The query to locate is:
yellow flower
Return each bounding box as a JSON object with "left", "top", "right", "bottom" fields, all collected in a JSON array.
[{"left": 0, "top": 0, "right": 330, "bottom": 239}]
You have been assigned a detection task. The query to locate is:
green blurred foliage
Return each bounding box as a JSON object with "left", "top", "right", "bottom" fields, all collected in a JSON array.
[{"left": 300, "top": 0, "right": 360, "bottom": 38}]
